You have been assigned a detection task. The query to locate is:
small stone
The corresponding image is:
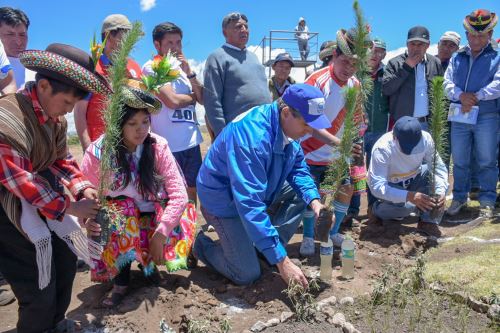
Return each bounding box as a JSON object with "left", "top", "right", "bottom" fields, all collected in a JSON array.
[
  {"left": 256, "top": 301, "right": 264, "bottom": 308},
  {"left": 467, "top": 296, "right": 489, "bottom": 313},
  {"left": 183, "top": 301, "right": 194, "bottom": 308},
  {"left": 451, "top": 291, "right": 468, "bottom": 304},
  {"left": 250, "top": 321, "right": 267, "bottom": 332},
  {"left": 429, "top": 282, "right": 445, "bottom": 294},
  {"left": 342, "top": 322, "right": 358, "bottom": 333},
  {"left": 317, "top": 295, "right": 337, "bottom": 310},
  {"left": 266, "top": 318, "right": 280, "bottom": 327},
  {"left": 487, "top": 304, "right": 500, "bottom": 320},
  {"left": 330, "top": 312, "right": 346, "bottom": 327},
  {"left": 339, "top": 296, "right": 354, "bottom": 306},
  {"left": 206, "top": 299, "right": 219, "bottom": 307},
  {"left": 207, "top": 225, "right": 215, "bottom": 232},
  {"left": 280, "top": 311, "right": 294, "bottom": 323},
  {"left": 402, "top": 278, "right": 411, "bottom": 287},
  {"left": 321, "top": 305, "right": 336, "bottom": 318}
]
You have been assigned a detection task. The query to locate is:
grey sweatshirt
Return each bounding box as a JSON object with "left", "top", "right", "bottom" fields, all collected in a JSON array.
[{"left": 203, "top": 45, "right": 271, "bottom": 135}]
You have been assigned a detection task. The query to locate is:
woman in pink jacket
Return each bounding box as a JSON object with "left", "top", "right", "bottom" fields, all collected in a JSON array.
[{"left": 81, "top": 80, "right": 191, "bottom": 307}]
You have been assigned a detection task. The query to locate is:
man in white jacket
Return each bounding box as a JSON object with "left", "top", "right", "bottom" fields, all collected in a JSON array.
[{"left": 367, "top": 116, "right": 448, "bottom": 237}]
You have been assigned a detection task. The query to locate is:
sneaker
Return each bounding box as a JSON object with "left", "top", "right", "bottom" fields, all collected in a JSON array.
[
  {"left": 330, "top": 233, "right": 345, "bottom": 248},
  {"left": 447, "top": 200, "right": 466, "bottom": 216},
  {"left": 299, "top": 237, "right": 315, "bottom": 256},
  {"left": 417, "top": 221, "right": 442, "bottom": 238},
  {"left": 479, "top": 206, "right": 494, "bottom": 219}
]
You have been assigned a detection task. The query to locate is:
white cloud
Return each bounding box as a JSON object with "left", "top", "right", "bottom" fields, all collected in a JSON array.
[{"left": 140, "top": 0, "right": 156, "bottom": 12}]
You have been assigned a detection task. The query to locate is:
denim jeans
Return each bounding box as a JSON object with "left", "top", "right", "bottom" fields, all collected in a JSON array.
[
  {"left": 297, "top": 38, "right": 310, "bottom": 60},
  {"left": 194, "top": 183, "right": 305, "bottom": 285},
  {"left": 372, "top": 167, "right": 444, "bottom": 224},
  {"left": 451, "top": 112, "right": 499, "bottom": 206},
  {"left": 364, "top": 132, "right": 385, "bottom": 207}
]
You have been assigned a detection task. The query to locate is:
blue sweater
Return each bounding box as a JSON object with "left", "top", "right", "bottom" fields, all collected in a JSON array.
[
  {"left": 196, "top": 102, "right": 320, "bottom": 264},
  {"left": 203, "top": 45, "right": 271, "bottom": 135}
]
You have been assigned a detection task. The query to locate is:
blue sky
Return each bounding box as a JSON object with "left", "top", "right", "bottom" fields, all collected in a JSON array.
[{"left": 8, "top": 0, "right": 500, "bottom": 66}]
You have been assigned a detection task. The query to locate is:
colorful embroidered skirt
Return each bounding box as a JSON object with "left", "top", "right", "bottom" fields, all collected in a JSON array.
[
  {"left": 91, "top": 196, "right": 196, "bottom": 282},
  {"left": 350, "top": 165, "right": 367, "bottom": 194}
]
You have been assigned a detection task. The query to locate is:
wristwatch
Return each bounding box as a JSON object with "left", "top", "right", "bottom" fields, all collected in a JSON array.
[{"left": 187, "top": 72, "right": 197, "bottom": 79}]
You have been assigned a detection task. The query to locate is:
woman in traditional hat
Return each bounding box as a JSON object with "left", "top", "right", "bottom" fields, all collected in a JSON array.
[{"left": 80, "top": 79, "right": 192, "bottom": 308}]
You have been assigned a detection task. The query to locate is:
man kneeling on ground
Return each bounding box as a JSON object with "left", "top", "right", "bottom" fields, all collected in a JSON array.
[
  {"left": 194, "top": 84, "right": 331, "bottom": 287},
  {"left": 367, "top": 116, "right": 448, "bottom": 237}
]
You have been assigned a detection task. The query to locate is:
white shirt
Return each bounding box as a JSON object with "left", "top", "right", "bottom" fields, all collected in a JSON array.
[
  {"left": 0, "top": 41, "right": 11, "bottom": 80},
  {"left": 142, "top": 58, "right": 203, "bottom": 153},
  {"left": 8, "top": 56, "right": 35, "bottom": 89},
  {"left": 413, "top": 61, "right": 429, "bottom": 118},
  {"left": 368, "top": 131, "right": 448, "bottom": 203}
]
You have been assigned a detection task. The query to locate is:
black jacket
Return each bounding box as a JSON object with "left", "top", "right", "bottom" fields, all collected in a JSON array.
[{"left": 382, "top": 52, "right": 443, "bottom": 121}]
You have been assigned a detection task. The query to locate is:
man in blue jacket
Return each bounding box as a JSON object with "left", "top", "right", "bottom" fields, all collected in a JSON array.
[
  {"left": 444, "top": 9, "right": 499, "bottom": 218},
  {"left": 195, "top": 84, "right": 330, "bottom": 287}
]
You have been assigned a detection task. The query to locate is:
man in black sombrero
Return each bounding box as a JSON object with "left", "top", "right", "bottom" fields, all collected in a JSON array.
[{"left": 0, "top": 43, "right": 111, "bottom": 333}]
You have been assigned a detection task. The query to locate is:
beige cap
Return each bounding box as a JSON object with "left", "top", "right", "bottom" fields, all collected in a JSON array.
[
  {"left": 101, "top": 14, "right": 132, "bottom": 34},
  {"left": 440, "top": 31, "right": 461, "bottom": 47}
]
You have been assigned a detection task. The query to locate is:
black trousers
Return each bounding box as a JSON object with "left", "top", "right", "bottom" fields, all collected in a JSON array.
[{"left": 0, "top": 205, "right": 77, "bottom": 333}]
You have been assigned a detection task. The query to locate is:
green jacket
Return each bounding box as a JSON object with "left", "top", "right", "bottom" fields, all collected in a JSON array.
[
  {"left": 366, "top": 66, "right": 389, "bottom": 133},
  {"left": 268, "top": 76, "right": 296, "bottom": 101}
]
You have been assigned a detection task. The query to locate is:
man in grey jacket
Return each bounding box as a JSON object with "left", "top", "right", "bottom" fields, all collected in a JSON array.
[
  {"left": 383, "top": 26, "right": 443, "bottom": 128},
  {"left": 203, "top": 12, "right": 271, "bottom": 137}
]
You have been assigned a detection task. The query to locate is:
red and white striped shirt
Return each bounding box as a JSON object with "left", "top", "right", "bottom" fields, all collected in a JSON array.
[{"left": 301, "top": 64, "right": 359, "bottom": 165}]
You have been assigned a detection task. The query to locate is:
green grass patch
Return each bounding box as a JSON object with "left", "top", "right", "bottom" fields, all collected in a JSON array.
[{"left": 426, "top": 243, "right": 500, "bottom": 298}]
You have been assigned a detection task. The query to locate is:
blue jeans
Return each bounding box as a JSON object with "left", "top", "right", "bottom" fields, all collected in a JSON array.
[
  {"left": 364, "top": 132, "right": 385, "bottom": 207},
  {"left": 451, "top": 112, "right": 499, "bottom": 206},
  {"left": 372, "top": 167, "right": 443, "bottom": 224},
  {"left": 194, "top": 183, "right": 305, "bottom": 285}
]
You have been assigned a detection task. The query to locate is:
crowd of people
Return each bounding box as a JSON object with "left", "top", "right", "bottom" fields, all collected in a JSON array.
[{"left": 0, "top": 5, "right": 498, "bottom": 333}]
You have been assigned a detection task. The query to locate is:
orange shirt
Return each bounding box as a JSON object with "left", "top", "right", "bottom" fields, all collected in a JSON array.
[{"left": 86, "top": 55, "right": 142, "bottom": 141}]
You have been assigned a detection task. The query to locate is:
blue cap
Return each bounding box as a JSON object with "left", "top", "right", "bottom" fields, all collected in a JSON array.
[
  {"left": 282, "top": 84, "right": 331, "bottom": 130},
  {"left": 273, "top": 52, "right": 295, "bottom": 67},
  {"left": 393, "top": 116, "right": 422, "bottom": 155}
]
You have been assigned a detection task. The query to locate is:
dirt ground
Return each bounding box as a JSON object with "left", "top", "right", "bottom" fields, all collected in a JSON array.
[{"left": 0, "top": 141, "right": 498, "bottom": 333}]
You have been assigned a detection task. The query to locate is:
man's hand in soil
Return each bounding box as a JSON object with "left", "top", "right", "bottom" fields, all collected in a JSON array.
[
  {"left": 309, "top": 199, "right": 325, "bottom": 221},
  {"left": 406, "top": 191, "right": 436, "bottom": 212},
  {"left": 459, "top": 92, "right": 478, "bottom": 113},
  {"left": 351, "top": 143, "right": 363, "bottom": 159},
  {"left": 66, "top": 199, "right": 99, "bottom": 219},
  {"left": 277, "top": 256, "right": 309, "bottom": 288},
  {"left": 149, "top": 232, "right": 167, "bottom": 265}
]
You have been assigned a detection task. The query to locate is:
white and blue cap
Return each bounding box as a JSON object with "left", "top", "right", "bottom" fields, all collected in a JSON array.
[
  {"left": 282, "top": 84, "right": 331, "bottom": 130},
  {"left": 393, "top": 116, "right": 423, "bottom": 155}
]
